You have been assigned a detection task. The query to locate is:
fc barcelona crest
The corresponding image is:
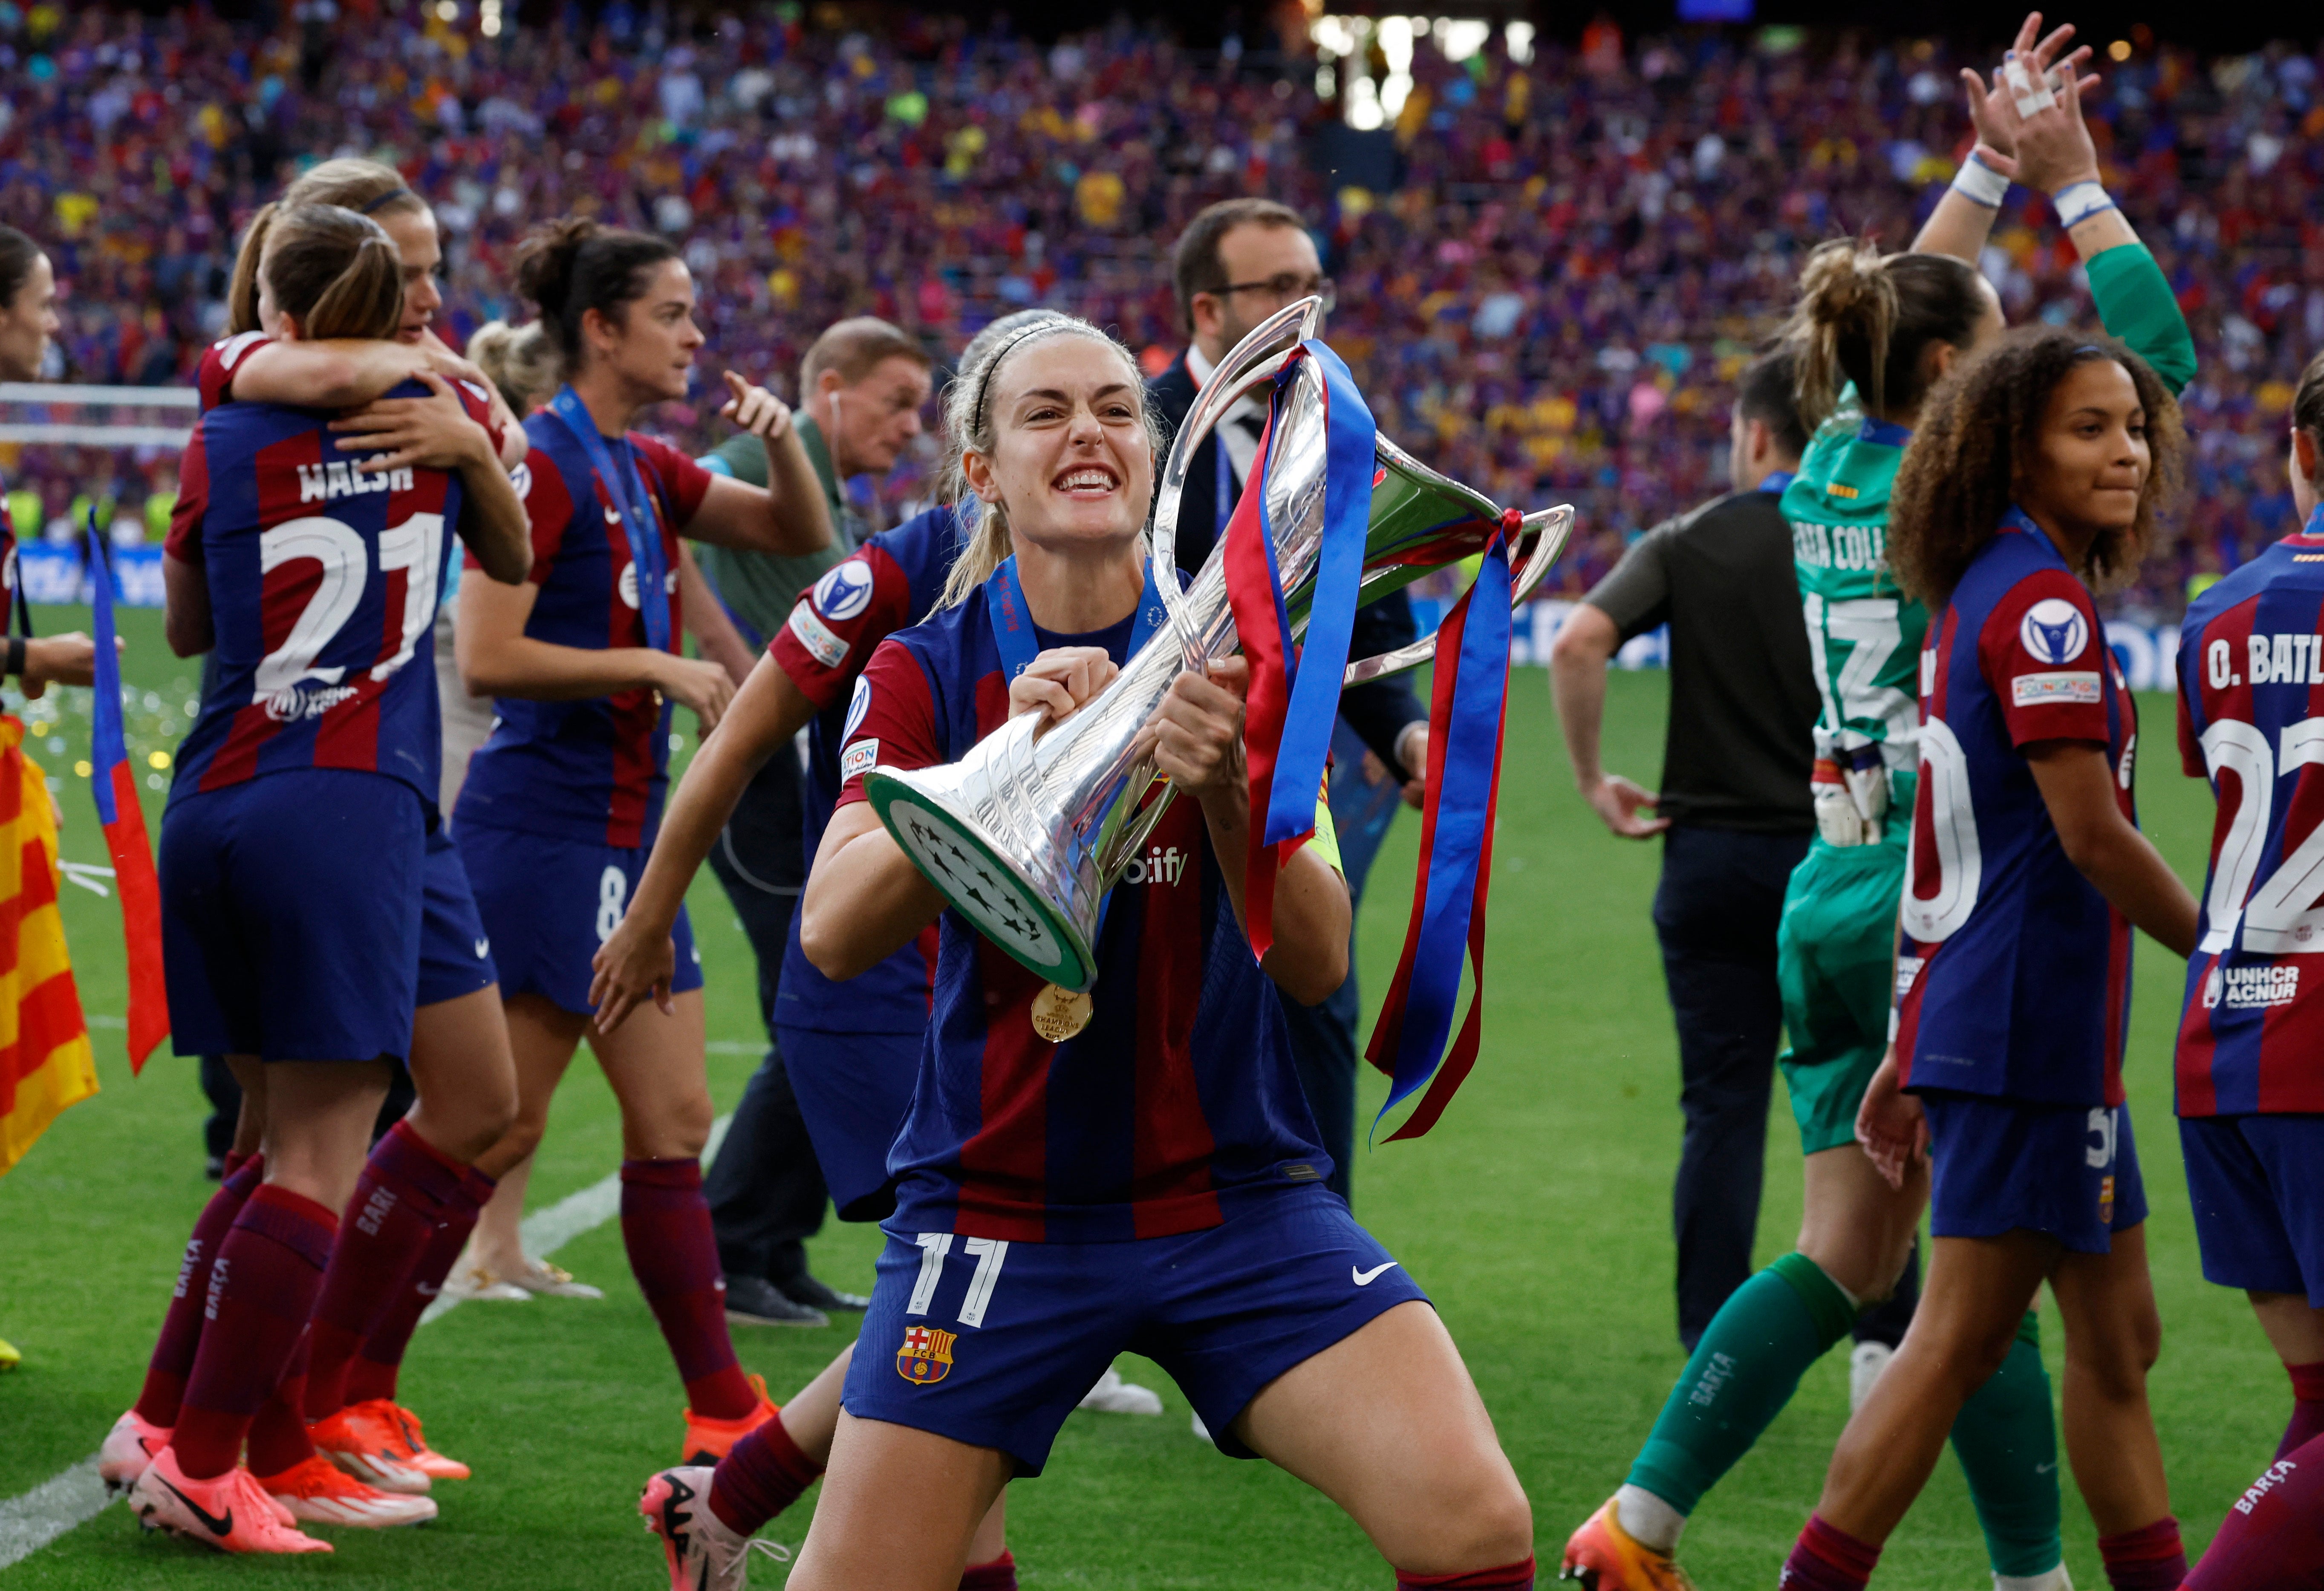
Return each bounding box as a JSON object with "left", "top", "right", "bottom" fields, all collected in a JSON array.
[{"left": 896, "top": 1325, "right": 957, "bottom": 1385}]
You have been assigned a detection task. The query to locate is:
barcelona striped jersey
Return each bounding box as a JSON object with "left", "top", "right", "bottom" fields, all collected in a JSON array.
[
  {"left": 2173, "top": 516, "right": 2324, "bottom": 1116},
  {"left": 165, "top": 381, "right": 487, "bottom": 805},
  {"left": 835, "top": 583, "right": 1335, "bottom": 1243},
  {"left": 452, "top": 410, "right": 710, "bottom": 848},
  {"left": 1896, "top": 516, "right": 2136, "bottom": 1107}
]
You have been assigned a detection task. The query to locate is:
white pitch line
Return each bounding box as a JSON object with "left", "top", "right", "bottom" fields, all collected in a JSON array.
[{"left": 0, "top": 1115, "right": 731, "bottom": 1570}]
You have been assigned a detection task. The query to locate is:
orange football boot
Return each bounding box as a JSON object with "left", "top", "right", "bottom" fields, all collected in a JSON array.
[
  {"left": 681, "top": 1373, "right": 778, "bottom": 1464},
  {"left": 308, "top": 1401, "right": 430, "bottom": 1495},
  {"left": 1560, "top": 1499, "right": 1696, "bottom": 1591},
  {"left": 256, "top": 1455, "right": 437, "bottom": 1527}
]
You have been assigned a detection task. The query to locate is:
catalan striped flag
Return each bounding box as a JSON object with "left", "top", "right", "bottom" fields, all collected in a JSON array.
[
  {"left": 0, "top": 715, "right": 96, "bottom": 1175},
  {"left": 87, "top": 526, "right": 168, "bottom": 1071}
]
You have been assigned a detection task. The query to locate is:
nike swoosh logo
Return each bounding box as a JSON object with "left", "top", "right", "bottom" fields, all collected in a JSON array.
[
  {"left": 157, "top": 1476, "right": 234, "bottom": 1538},
  {"left": 2035, "top": 1461, "right": 2058, "bottom": 1474},
  {"left": 474, "top": 938, "right": 491, "bottom": 957},
  {"left": 1352, "top": 1262, "right": 1400, "bottom": 1286}
]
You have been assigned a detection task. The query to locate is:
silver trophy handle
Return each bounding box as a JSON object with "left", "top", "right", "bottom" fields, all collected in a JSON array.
[
  {"left": 1149, "top": 295, "right": 1327, "bottom": 673},
  {"left": 1341, "top": 504, "right": 1575, "bottom": 687}
]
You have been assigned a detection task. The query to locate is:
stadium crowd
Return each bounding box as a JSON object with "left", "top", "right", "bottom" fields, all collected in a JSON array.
[{"left": 6, "top": 0, "right": 2324, "bottom": 615}]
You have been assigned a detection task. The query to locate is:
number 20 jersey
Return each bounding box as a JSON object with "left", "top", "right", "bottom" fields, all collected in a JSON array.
[
  {"left": 1895, "top": 520, "right": 2136, "bottom": 1108},
  {"left": 2173, "top": 519, "right": 2324, "bottom": 1116},
  {"left": 167, "top": 384, "right": 479, "bottom": 806}
]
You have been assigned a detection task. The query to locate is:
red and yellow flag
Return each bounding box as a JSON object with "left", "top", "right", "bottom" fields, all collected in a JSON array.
[{"left": 0, "top": 718, "right": 97, "bottom": 1175}]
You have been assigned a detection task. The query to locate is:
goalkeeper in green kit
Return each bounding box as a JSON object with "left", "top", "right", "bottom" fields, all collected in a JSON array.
[{"left": 1562, "top": 14, "right": 2196, "bottom": 1591}]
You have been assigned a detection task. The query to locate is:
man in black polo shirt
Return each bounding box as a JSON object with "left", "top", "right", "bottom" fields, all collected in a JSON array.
[{"left": 1550, "top": 350, "right": 1822, "bottom": 1350}]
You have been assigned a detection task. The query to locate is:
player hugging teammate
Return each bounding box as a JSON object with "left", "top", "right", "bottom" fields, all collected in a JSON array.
[{"left": 113, "top": 194, "right": 534, "bottom": 1553}]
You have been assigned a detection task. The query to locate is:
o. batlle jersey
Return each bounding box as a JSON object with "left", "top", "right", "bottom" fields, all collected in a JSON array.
[
  {"left": 453, "top": 410, "right": 710, "bottom": 848},
  {"left": 1895, "top": 514, "right": 2136, "bottom": 1106},
  {"left": 771, "top": 505, "right": 962, "bottom": 1036},
  {"left": 834, "top": 583, "right": 1334, "bottom": 1242},
  {"left": 2172, "top": 514, "right": 2324, "bottom": 1116},
  {"left": 166, "top": 383, "right": 484, "bottom": 805}
]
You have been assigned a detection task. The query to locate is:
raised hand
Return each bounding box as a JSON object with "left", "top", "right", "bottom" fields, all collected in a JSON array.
[
  {"left": 720, "top": 370, "right": 794, "bottom": 443},
  {"left": 1958, "top": 12, "right": 2099, "bottom": 179}
]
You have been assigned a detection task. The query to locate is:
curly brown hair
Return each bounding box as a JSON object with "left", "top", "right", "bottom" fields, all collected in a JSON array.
[{"left": 1889, "top": 326, "right": 2185, "bottom": 606}]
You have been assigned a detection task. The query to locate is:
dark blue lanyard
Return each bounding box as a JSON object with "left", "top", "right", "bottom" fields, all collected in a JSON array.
[
  {"left": 983, "top": 553, "right": 1164, "bottom": 682},
  {"left": 1758, "top": 469, "right": 1797, "bottom": 495},
  {"left": 1856, "top": 416, "right": 1912, "bottom": 448},
  {"left": 1215, "top": 429, "right": 1235, "bottom": 532},
  {"left": 549, "top": 384, "right": 672, "bottom": 654}
]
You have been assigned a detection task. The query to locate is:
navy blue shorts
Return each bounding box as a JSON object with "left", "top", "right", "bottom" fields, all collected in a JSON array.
[
  {"left": 456, "top": 823, "right": 701, "bottom": 1016},
  {"left": 162, "top": 770, "right": 424, "bottom": 1063},
  {"left": 2180, "top": 1114, "right": 2324, "bottom": 1307},
  {"left": 779, "top": 1024, "right": 917, "bottom": 1222},
  {"left": 1923, "top": 1090, "right": 2147, "bottom": 1254},
  {"left": 841, "top": 1184, "right": 1430, "bottom": 1475},
  {"left": 417, "top": 827, "right": 498, "bottom": 1007}
]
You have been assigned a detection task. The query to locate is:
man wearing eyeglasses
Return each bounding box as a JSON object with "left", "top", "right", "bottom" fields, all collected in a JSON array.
[{"left": 1150, "top": 198, "right": 1426, "bottom": 1218}]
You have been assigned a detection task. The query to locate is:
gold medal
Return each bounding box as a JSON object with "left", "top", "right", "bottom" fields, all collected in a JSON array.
[{"left": 1030, "top": 982, "right": 1093, "bottom": 1042}]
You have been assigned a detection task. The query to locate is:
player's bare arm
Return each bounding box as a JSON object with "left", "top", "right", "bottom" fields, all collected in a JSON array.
[
  {"left": 455, "top": 564, "right": 736, "bottom": 729},
  {"left": 675, "top": 544, "right": 759, "bottom": 684},
  {"left": 800, "top": 799, "right": 947, "bottom": 982},
  {"left": 2025, "top": 739, "right": 2199, "bottom": 957},
  {"left": 417, "top": 326, "right": 527, "bottom": 467},
  {"left": 680, "top": 371, "right": 835, "bottom": 557},
  {"left": 1139, "top": 655, "right": 1351, "bottom": 1006},
  {"left": 162, "top": 552, "right": 212, "bottom": 659},
  {"left": 220, "top": 336, "right": 436, "bottom": 410},
  {"left": 590, "top": 655, "right": 818, "bottom": 1031}
]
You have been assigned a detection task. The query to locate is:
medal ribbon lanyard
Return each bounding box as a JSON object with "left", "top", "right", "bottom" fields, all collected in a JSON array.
[{"left": 549, "top": 385, "right": 673, "bottom": 655}]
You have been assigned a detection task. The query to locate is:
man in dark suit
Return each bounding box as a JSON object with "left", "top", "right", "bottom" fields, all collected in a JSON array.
[{"left": 1149, "top": 198, "right": 1430, "bottom": 1205}]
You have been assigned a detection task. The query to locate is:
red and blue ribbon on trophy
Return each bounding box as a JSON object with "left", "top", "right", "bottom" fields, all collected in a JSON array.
[{"left": 1219, "top": 341, "right": 1516, "bottom": 1142}]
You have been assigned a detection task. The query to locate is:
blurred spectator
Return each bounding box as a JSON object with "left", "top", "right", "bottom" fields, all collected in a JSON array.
[{"left": 6, "top": 5, "right": 2321, "bottom": 615}]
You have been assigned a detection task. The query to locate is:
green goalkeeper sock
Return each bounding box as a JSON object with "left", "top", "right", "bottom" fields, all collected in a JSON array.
[
  {"left": 1949, "top": 1311, "right": 2064, "bottom": 1579},
  {"left": 1626, "top": 1252, "right": 1857, "bottom": 1519}
]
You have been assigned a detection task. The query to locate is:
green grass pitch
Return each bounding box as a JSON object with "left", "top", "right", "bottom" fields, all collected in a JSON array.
[{"left": 0, "top": 606, "right": 2287, "bottom": 1587}]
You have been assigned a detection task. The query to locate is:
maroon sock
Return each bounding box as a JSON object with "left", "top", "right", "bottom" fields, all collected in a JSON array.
[
  {"left": 133, "top": 1157, "right": 263, "bottom": 1427},
  {"left": 246, "top": 1330, "right": 316, "bottom": 1478},
  {"left": 2188, "top": 1432, "right": 2324, "bottom": 1591},
  {"left": 621, "top": 1158, "right": 754, "bottom": 1419},
  {"left": 960, "top": 1551, "right": 1019, "bottom": 1591},
  {"left": 172, "top": 1184, "right": 337, "bottom": 1480},
  {"left": 707, "top": 1414, "right": 824, "bottom": 1534},
  {"left": 303, "top": 1121, "right": 466, "bottom": 1420},
  {"left": 1397, "top": 1556, "right": 1535, "bottom": 1590},
  {"left": 345, "top": 1165, "right": 494, "bottom": 1409},
  {"left": 1780, "top": 1516, "right": 1880, "bottom": 1591},
  {"left": 2097, "top": 1516, "right": 2187, "bottom": 1591},
  {"left": 2278, "top": 1360, "right": 2324, "bottom": 1461}
]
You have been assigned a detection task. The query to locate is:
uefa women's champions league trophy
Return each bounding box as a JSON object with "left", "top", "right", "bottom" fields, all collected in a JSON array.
[{"left": 861, "top": 296, "right": 1572, "bottom": 1024}]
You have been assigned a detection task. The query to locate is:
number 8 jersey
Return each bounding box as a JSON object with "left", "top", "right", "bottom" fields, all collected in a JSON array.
[
  {"left": 166, "top": 384, "right": 484, "bottom": 803},
  {"left": 2173, "top": 513, "right": 2324, "bottom": 1115},
  {"left": 1895, "top": 514, "right": 2136, "bottom": 1107}
]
